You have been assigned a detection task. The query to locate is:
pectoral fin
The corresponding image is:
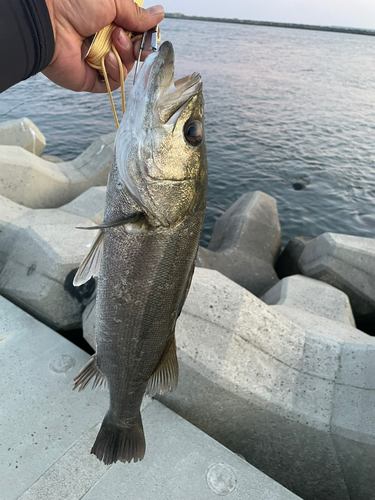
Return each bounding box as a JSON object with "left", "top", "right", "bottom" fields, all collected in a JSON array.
[
  {"left": 146, "top": 337, "right": 178, "bottom": 397},
  {"left": 76, "top": 212, "right": 143, "bottom": 230},
  {"left": 73, "top": 230, "right": 104, "bottom": 286}
]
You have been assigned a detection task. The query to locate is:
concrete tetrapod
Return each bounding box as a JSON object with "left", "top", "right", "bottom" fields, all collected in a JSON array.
[
  {"left": 0, "top": 117, "right": 46, "bottom": 155},
  {"left": 298, "top": 232, "right": 375, "bottom": 318},
  {"left": 82, "top": 267, "right": 375, "bottom": 500},
  {"left": 0, "top": 132, "right": 115, "bottom": 208},
  {"left": 0, "top": 297, "right": 300, "bottom": 500},
  {"left": 196, "top": 191, "right": 280, "bottom": 297},
  {"left": 0, "top": 187, "right": 106, "bottom": 330},
  {"left": 262, "top": 274, "right": 356, "bottom": 326}
]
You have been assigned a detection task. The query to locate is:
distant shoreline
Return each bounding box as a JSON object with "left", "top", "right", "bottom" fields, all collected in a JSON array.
[{"left": 165, "top": 13, "right": 375, "bottom": 37}]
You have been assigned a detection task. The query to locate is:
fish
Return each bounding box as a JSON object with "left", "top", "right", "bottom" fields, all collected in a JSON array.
[{"left": 72, "top": 40, "right": 207, "bottom": 465}]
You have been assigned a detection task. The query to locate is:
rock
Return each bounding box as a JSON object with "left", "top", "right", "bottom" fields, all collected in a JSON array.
[
  {"left": 298, "top": 233, "right": 375, "bottom": 317},
  {"left": 1, "top": 297, "right": 300, "bottom": 500},
  {"left": 196, "top": 191, "right": 281, "bottom": 297},
  {"left": 275, "top": 236, "right": 312, "bottom": 278},
  {"left": 262, "top": 275, "right": 356, "bottom": 326},
  {"left": 0, "top": 117, "right": 46, "bottom": 155},
  {"left": 0, "top": 187, "right": 106, "bottom": 330},
  {"left": 81, "top": 267, "right": 375, "bottom": 500},
  {"left": 0, "top": 132, "right": 115, "bottom": 208}
]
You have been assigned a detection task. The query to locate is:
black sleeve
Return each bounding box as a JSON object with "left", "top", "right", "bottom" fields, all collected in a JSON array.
[{"left": 0, "top": 0, "right": 55, "bottom": 93}]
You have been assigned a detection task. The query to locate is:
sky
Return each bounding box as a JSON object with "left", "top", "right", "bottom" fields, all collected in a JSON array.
[{"left": 156, "top": 0, "right": 375, "bottom": 30}]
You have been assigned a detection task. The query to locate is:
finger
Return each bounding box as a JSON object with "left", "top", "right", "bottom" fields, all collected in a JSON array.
[
  {"left": 78, "top": 62, "right": 124, "bottom": 93},
  {"left": 105, "top": 51, "right": 129, "bottom": 84},
  {"left": 111, "top": 28, "right": 136, "bottom": 74},
  {"left": 86, "top": 72, "right": 124, "bottom": 93},
  {"left": 114, "top": 2, "right": 164, "bottom": 33}
]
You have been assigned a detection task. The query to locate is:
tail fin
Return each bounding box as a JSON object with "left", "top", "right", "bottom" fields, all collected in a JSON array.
[{"left": 91, "top": 412, "right": 145, "bottom": 465}]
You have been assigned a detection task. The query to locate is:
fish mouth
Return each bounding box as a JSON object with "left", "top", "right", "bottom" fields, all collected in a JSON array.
[
  {"left": 156, "top": 42, "right": 202, "bottom": 124},
  {"left": 159, "top": 72, "right": 202, "bottom": 125},
  {"left": 138, "top": 41, "right": 202, "bottom": 124}
]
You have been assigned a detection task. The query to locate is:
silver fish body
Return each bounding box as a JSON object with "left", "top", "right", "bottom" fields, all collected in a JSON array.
[{"left": 73, "top": 41, "right": 207, "bottom": 465}]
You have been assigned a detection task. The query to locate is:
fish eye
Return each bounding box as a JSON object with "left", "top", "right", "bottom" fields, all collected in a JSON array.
[{"left": 184, "top": 120, "right": 203, "bottom": 146}]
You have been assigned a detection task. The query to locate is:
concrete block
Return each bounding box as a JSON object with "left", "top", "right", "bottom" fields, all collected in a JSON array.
[
  {"left": 0, "top": 132, "right": 115, "bottom": 208},
  {"left": 79, "top": 402, "right": 300, "bottom": 500},
  {"left": 1, "top": 297, "right": 299, "bottom": 500},
  {"left": 82, "top": 269, "right": 357, "bottom": 499},
  {"left": 0, "top": 296, "right": 109, "bottom": 500},
  {"left": 262, "top": 275, "right": 356, "bottom": 326},
  {"left": 81, "top": 271, "right": 375, "bottom": 500},
  {"left": 59, "top": 186, "right": 106, "bottom": 224},
  {"left": 164, "top": 269, "right": 375, "bottom": 500},
  {"left": 19, "top": 402, "right": 300, "bottom": 500},
  {"left": 275, "top": 236, "right": 312, "bottom": 278},
  {"left": 196, "top": 191, "right": 280, "bottom": 297},
  {"left": 0, "top": 117, "right": 46, "bottom": 155},
  {"left": 299, "top": 232, "right": 375, "bottom": 317},
  {"left": 0, "top": 188, "right": 106, "bottom": 330}
]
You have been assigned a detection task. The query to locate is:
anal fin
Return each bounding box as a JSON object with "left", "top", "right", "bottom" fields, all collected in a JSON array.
[
  {"left": 73, "top": 355, "right": 107, "bottom": 391},
  {"left": 146, "top": 337, "right": 178, "bottom": 397}
]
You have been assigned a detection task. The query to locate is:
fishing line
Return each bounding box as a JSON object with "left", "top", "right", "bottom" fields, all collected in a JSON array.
[{"left": 84, "top": 0, "right": 145, "bottom": 129}]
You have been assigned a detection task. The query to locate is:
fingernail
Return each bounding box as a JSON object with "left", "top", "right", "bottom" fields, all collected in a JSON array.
[
  {"left": 146, "top": 5, "right": 164, "bottom": 16},
  {"left": 118, "top": 29, "right": 130, "bottom": 49},
  {"left": 108, "top": 51, "right": 117, "bottom": 66}
]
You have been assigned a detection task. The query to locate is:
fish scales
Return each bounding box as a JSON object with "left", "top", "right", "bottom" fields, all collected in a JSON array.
[
  {"left": 96, "top": 162, "right": 205, "bottom": 419},
  {"left": 73, "top": 41, "right": 207, "bottom": 465}
]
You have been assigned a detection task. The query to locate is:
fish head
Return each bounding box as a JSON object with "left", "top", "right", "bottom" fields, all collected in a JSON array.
[{"left": 116, "top": 41, "right": 207, "bottom": 227}]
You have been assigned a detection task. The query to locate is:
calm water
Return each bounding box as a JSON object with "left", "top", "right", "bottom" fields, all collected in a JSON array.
[{"left": 1, "top": 19, "right": 375, "bottom": 246}]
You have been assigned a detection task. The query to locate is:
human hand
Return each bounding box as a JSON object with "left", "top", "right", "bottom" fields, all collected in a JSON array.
[{"left": 43, "top": 0, "right": 164, "bottom": 92}]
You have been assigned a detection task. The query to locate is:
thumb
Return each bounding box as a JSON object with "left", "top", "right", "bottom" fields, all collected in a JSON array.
[{"left": 114, "top": 1, "right": 164, "bottom": 33}]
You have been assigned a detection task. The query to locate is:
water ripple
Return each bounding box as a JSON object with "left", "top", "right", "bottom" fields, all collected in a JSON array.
[{"left": 1, "top": 19, "right": 374, "bottom": 246}]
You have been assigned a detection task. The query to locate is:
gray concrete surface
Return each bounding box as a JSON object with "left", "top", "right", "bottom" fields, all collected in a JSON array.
[
  {"left": 159, "top": 268, "right": 373, "bottom": 500},
  {"left": 196, "top": 191, "right": 280, "bottom": 297},
  {"left": 262, "top": 275, "right": 356, "bottom": 326},
  {"left": 0, "top": 297, "right": 300, "bottom": 500},
  {"left": 0, "top": 118, "right": 46, "bottom": 156},
  {"left": 299, "top": 232, "right": 375, "bottom": 317},
  {"left": 0, "top": 132, "right": 115, "bottom": 208},
  {"left": 82, "top": 267, "right": 375, "bottom": 499},
  {"left": 0, "top": 296, "right": 109, "bottom": 500},
  {"left": 0, "top": 188, "right": 106, "bottom": 330}
]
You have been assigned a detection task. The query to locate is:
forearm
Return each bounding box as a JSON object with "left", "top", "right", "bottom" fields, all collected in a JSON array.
[{"left": 0, "top": 0, "right": 55, "bottom": 92}]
